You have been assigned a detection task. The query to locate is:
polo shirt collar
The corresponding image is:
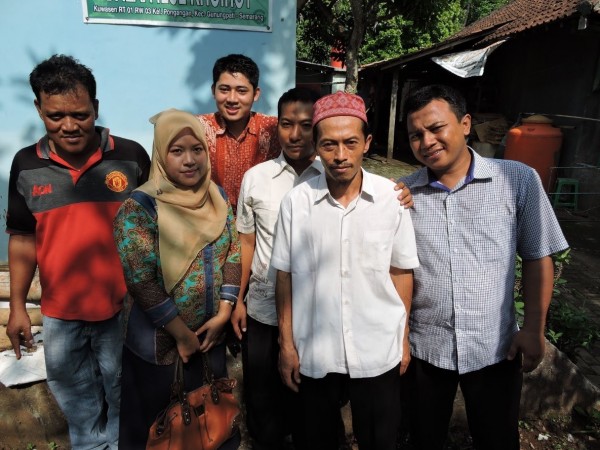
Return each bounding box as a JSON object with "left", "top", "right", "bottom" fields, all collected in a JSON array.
[
  {"left": 37, "top": 126, "right": 112, "bottom": 160},
  {"left": 411, "top": 165, "right": 432, "bottom": 188},
  {"left": 273, "top": 152, "right": 294, "bottom": 177},
  {"left": 213, "top": 111, "right": 258, "bottom": 137},
  {"left": 470, "top": 148, "right": 496, "bottom": 180},
  {"left": 360, "top": 169, "right": 376, "bottom": 201},
  {"left": 411, "top": 147, "right": 495, "bottom": 189},
  {"left": 314, "top": 168, "right": 375, "bottom": 203},
  {"left": 273, "top": 152, "right": 323, "bottom": 178}
]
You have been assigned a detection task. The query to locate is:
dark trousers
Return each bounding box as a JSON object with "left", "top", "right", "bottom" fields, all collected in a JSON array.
[
  {"left": 298, "top": 365, "right": 401, "bottom": 450},
  {"left": 407, "top": 357, "right": 522, "bottom": 450},
  {"left": 119, "top": 343, "right": 239, "bottom": 450},
  {"left": 242, "top": 316, "right": 304, "bottom": 449}
]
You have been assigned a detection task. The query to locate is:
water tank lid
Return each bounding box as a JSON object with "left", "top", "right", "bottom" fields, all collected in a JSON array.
[{"left": 522, "top": 114, "right": 553, "bottom": 124}]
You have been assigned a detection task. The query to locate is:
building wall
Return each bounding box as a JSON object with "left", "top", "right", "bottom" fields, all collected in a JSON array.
[{"left": 0, "top": 1, "right": 295, "bottom": 260}]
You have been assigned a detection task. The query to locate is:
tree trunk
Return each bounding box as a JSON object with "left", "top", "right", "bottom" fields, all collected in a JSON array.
[
  {"left": 345, "top": 0, "right": 366, "bottom": 93},
  {"left": 297, "top": 0, "right": 309, "bottom": 14}
]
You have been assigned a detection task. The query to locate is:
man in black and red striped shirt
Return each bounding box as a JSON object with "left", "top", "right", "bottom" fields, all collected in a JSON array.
[{"left": 5, "top": 54, "right": 150, "bottom": 450}]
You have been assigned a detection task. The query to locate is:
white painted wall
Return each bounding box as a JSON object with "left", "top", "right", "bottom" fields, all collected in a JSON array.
[{"left": 0, "top": 1, "right": 296, "bottom": 260}]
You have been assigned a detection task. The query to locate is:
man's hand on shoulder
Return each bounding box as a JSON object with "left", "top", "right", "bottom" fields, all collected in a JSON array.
[{"left": 393, "top": 180, "right": 413, "bottom": 208}]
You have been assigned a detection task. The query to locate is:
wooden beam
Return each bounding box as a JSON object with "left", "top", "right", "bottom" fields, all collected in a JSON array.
[{"left": 387, "top": 71, "right": 399, "bottom": 162}]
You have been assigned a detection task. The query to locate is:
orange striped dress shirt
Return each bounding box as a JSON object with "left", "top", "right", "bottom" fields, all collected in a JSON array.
[{"left": 197, "top": 112, "right": 280, "bottom": 213}]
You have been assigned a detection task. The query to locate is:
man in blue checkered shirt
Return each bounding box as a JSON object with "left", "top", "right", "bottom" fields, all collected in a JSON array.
[{"left": 400, "top": 84, "right": 569, "bottom": 450}]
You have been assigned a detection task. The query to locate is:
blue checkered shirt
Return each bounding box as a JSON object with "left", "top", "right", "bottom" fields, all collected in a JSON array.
[{"left": 401, "top": 150, "right": 569, "bottom": 374}]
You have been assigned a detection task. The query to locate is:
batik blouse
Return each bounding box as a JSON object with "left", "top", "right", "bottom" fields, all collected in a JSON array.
[{"left": 114, "top": 190, "right": 241, "bottom": 365}]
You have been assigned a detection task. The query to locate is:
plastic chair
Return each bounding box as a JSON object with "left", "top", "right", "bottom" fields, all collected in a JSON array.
[{"left": 552, "top": 178, "right": 579, "bottom": 210}]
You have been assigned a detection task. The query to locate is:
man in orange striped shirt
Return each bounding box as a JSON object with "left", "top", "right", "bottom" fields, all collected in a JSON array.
[{"left": 197, "top": 54, "right": 280, "bottom": 213}]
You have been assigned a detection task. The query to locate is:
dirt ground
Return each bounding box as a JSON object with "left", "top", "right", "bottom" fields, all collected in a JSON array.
[
  {"left": 435, "top": 415, "right": 600, "bottom": 450},
  {"left": 362, "top": 154, "right": 420, "bottom": 180}
]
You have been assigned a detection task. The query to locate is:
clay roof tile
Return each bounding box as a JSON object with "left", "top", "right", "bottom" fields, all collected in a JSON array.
[{"left": 452, "top": 0, "right": 587, "bottom": 44}]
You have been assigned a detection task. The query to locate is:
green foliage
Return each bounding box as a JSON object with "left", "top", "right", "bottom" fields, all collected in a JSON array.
[
  {"left": 296, "top": 0, "right": 352, "bottom": 65},
  {"left": 546, "top": 328, "right": 563, "bottom": 345},
  {"left": 296, "top": 0, "right": 456, "bottom": 66},
  {"left": 518, "top": 419, "right": 533, "bottom": 431},
  {"left": 296, "top": 1, "right": 347, "bottom": 64},
  {"left": 574, "top": 406, "right": 600, "bottom": 434},
  {"left": 547, "top": 297, "right": 600, "bottom": 356},
  {"left": 513, "top": 255, "right": 523, "bottom": 306},
  {"left": 358, "top": 15, "right": 406, "bottom": 64},
  {"left": 432, "top": 0, "right": 466, "bottom": 43},
  {"left": 464, "top": 0, "right": 512, "bottom": 25},
  {"left": 297, "top": 0, "right": 513, "bottom": 66},
  {"left": 514, "top": 248, "right": 600, "bottom": 357},
  {"left": 296, "top": 20, "right": 330, "bottom": 64},
  {"left": 23, "top": 441, "right": 59, "bottom": 450}
]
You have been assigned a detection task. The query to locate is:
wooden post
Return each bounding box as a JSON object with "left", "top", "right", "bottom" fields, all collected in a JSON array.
[{"left": 387, "top": 71, "right": 399, "bottom": 163}]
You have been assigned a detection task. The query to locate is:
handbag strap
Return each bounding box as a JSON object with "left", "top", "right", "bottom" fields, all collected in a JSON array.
[
  {"left": 170, "top": 357, "right": 185, "bottom": 403},
  {"left": 169, "top": 358, "right": 192, "bottom": 426},
  {"left": 201, "top": 352, "right": 216, "bottom": 385},
  {"left": 171, "top": 353, "right": 223, "bottom": 406},
  {"left": 170, "top": 353, "right": 216, "bottom": 401},
  {"left": 200, "top": 352, "right": 222, "bottom": 404}
]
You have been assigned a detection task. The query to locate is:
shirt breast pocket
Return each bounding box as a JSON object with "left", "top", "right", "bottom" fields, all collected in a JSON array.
[
  {"left": 255, "top": 205, "right": 280, "bottom": 239},
  {"left": 361, "top": 229, "right": 394, "bottom": 272},
  {"left": 467, "top": 214, "right": 515, "bottom": 263}
]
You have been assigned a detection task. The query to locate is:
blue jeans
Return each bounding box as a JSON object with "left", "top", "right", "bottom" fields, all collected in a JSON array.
[{"left": 43, "top": 314, "right": 123, "bottom": 450}]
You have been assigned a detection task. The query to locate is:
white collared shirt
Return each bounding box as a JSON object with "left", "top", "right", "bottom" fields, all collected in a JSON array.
[
  {"left": 271, "top": 170, "right": 419, "bottom": 378},
  {"left": 236, "top": 152, "right": 323, "bottom": 326}
]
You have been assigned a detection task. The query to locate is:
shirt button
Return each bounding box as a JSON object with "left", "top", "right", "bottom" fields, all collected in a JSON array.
[{"left": 453, "top": 248, "right": 459, "bottom": 253}]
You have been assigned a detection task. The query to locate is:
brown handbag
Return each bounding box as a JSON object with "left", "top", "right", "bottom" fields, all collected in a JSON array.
[{"left": 146, "top": 353, "right": 241, "bottom": 450}]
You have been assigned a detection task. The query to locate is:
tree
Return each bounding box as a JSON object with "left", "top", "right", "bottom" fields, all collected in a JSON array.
[
  {"left": 297, "top": 0, "right": 459, "bottom": 92},
  {"left": 358, "top": 0, "right": 467, "bottom": 64},
  {"left": 297, "top": 0, "right": 512, "bottom": 92},
  {"left": 463, "top": 0, "right": 512, "bottom": 26}
]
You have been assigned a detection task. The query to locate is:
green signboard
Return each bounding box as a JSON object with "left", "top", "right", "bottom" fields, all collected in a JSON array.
[{"left": 82, "top": 0, "right": 271, "bottom": 32}]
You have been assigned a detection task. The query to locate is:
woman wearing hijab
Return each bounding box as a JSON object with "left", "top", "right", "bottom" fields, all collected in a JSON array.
[{"left": 114, "top": 109, "right": 241, "bottom": 449}]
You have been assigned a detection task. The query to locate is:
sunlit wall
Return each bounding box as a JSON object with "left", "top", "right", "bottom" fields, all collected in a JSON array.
[{"left": 0, "top": 1, "right": 296, "bottom": 260}]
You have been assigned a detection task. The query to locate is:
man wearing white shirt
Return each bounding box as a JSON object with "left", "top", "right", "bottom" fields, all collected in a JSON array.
[
  {"left": 233, "top": 87, "right": 321, "bottom": 450},
  {"left": 271, "top": 91, "right": 419, "bottom": 450}
]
